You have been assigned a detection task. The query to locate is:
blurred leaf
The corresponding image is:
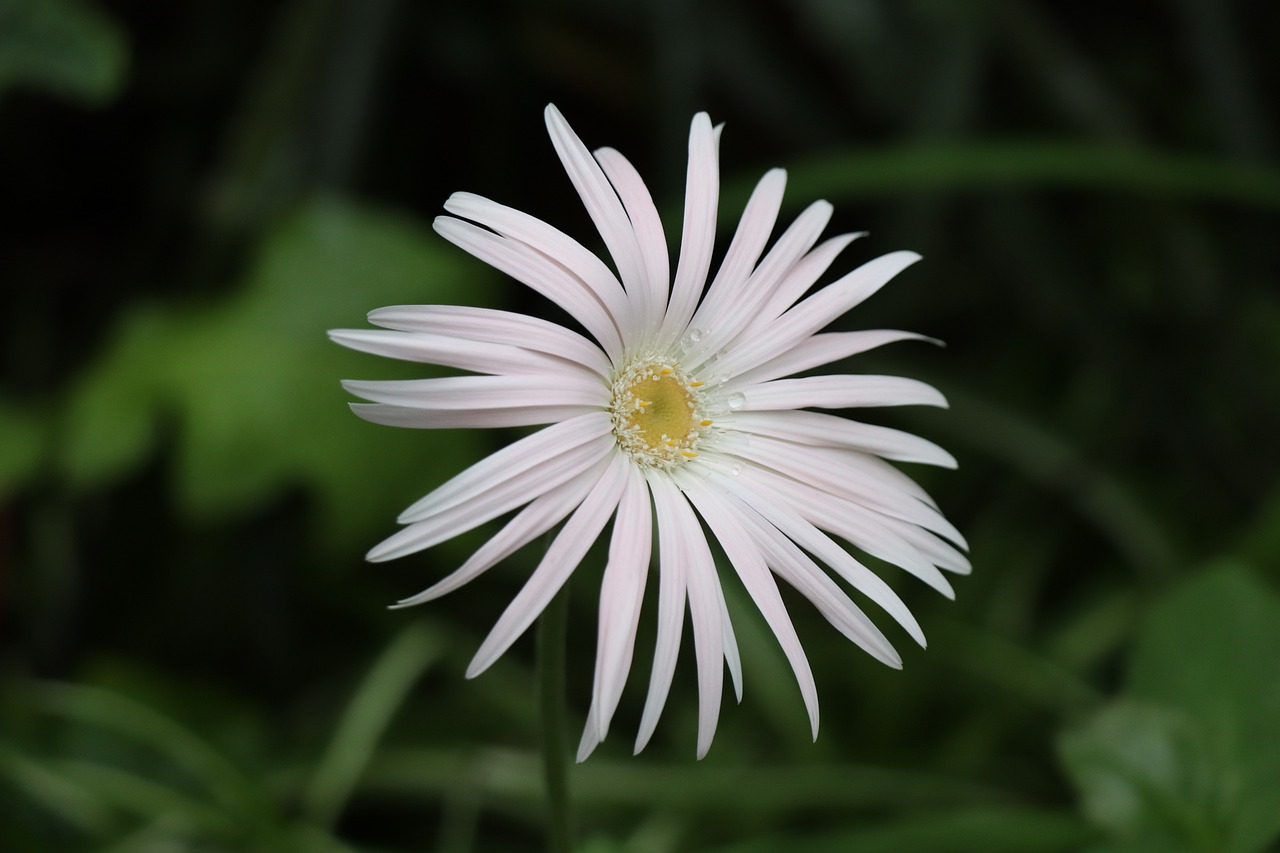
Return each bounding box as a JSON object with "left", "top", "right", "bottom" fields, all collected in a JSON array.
[
  {"left": 0, "top": 397, "right": 45, "bottom": 496},
  {"left": 705, "top": 807, "right": 1093, "bottom": 853},
  {"left": 304, "top": 621, "right": 442, "bottom": 828},
  {"left": 56, "top": 195, "right": 497, "bottom": 550},
  {"left": 1060, "top": 563, "right": 1280, "bottom": 852},
  {"left": 0, "top": 0, "right": 127, "bottom": 105}
]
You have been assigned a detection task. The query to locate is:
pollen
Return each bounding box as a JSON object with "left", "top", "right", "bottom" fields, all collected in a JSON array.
[{"left": 609, "top": 358, "right": 707, "bottom": 469}]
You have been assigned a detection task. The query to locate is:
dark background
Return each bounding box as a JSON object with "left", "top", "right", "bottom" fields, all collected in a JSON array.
[{"left": 2, "top": 1, "right": 1278, "bottom": 851}]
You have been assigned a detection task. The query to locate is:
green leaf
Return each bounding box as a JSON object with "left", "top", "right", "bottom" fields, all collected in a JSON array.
[
  {"left": 0, "top": 397, "right": 45, "bottom": 497},
  {"left": 1059, "top": 564, "right": 1280, "bottom": 852},
  {"left": 0, "top": 0, "right": 128, "bottom": 105},
  {"left": 56, "top": 195, "right": 499, "bottom": 551}
]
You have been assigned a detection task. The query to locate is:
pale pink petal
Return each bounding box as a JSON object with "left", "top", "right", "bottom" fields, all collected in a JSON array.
[
  {"left": 589, "top": 464, "right": 653, "bottom": 742},
  {"left": 730, "top": 330, "right": 942, "bottom": 387},
  {"left": 689, "top": 199, "right": 833, "bottom": 372},
  {"left": 655, "top": 474, "right": 725, "bottom": 758},
  {"left": 366, "top": 305, "right": 611, "bottom": 377},
  {"left": 735, "top": 462, "right": 955, "bottom": 598},
  {"left": 633, "top": 474, "right": 688, "bottom": 753},
  {"left": 680, "top": 477, "right": 820, "bottom": 740},
  {"left": 720, "top": 486, "right": 903, "bottom": 666},
  {"left": 328, "top": 328, "right": 594, "bottom": 378},
  {"left": 366, "top": 434, "right": 614, "bottom": 562},
  {"left": 395, "top": 412, "right": 611, "bottom": 523},
  {"left": 595, "top": 146, "right": 669, "bottom": 335},
  {"left": 433, "top": 216, "right": 624, "bottom": 360},
  {"left": 443, "top": 192, "right": 631, "bottom": 332},
  {"left": 731, "top": 410, "right": 958, "bottom": 468},
  {"left": 734, "top": 374, "right": 947, "bottom": 411},
  {"left": 341, "top": 374, "right": 605, "bottom": 411},
  {"left": 544, "top": 105, "right": 649, "bottom": 333},
  {"left": 687, "top": 169, "right": 787, "bottom": 339},
  {"left": 348, "top": 402, "right": 595, "bottom": 430},
  {"left": 715, "top": 579, "right": 744, "bottom": 703},
  {"left": 709, "top": 467, "right": 925, "bottom": 650},
  {"left": 755, "top": 232, "right": 865, "bottom": 322},
  {"left": 729, "top": 434, "right": 966, "bottom": 549},
  {"left": 714, "top": 250, "right": 922, "bottom": 378},
  {"left": 466, "top": 453, "right": 630, "bottom": 678},
  {"left": 658, "top": 113, "right": 718, "bottom": 346},
  {"left": 391, "top": 468, "right": 604, "bottom": 607}
]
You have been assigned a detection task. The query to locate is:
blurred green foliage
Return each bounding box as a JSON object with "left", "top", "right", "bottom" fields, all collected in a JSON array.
[{"left": 2, "top": 0, "right": 1278, "bottom": 850}]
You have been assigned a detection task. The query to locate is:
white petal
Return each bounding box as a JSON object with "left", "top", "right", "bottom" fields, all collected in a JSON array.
[
  {"left": 685, "top": 169, "right": 787, "bottom": 347},
  {"left": 443, "top": 192, "right": 632, "bottom": 337},
  {"left": 634, "top": 474, "right": 688, "bottom": 753},
  {"left": 680, "top": 478, "right": 820, "bottom": 740},
  {"left": 366, "top": 434, "right": 614, "bottom": 562},
  {"left": 348, "top": 402, "right": 594, "bottom": 430},
  {"left": 721, "top": 486, "right": 903, "bottom": 666},
  {"left": 715, "top": 578, "right": 744, "bottom": 702},
  {"left": 659, "top": 113, "right": 718, "bottom": 346},
  {"left": 755, "top": 231, "right": 865, "bottom": 323},
  {"left": 731, "top": 410, "right": 958, "bottom": 468},
  {"left": 394, "top": 412, "right": 612, "bottom": 523},
  {"left": 708, "top": 464, "right": 927, "bottom": 648},
  {"left": 735, "top": 462, "right": 955, "bottom": 598},
  {"left": 466, "top": 453, "right": 630, "bottom": 679},
  {"left": 689, "top": 199, "right": 833, "bottom": 372},
  {"left": 714, "top": 250, "right": 922, "bottom": 379},
  {"left": 730, "top": 330, "right": 941, "bottom": 387},
  {"left": 655, "top": 474, "right": 725, "bottom": 758},
  {"left": 391, "top": 468, "right": 603, "bottom": 607},
  {"left": 729, "top": 434, "right": 966, "bottom": 549},
  {"left": 341, "top": 373, "right": 606, "bottom": 411},
  {"left": 433, "top": 216, "right": 625, "bottom": 360},
  {"left": 590, "top": 465, "right": 653, "bottom": 743},
  {"left": 595, "top": 146, "right": 669, "bottom": 336},
  {"left": 366, "top": 305, "right": 611, "bottom": 377},
  {"left": 544, "top": 105, "right": 649, "bottom": 340},
  {"left": 734, "top": 374, "right": 947, "bottom": 411},
  {"left": 328, "top": 328, "right": 591, "bottom": 377}
]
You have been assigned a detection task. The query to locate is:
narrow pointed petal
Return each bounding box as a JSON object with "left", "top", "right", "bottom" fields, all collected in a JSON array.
[
  {"left": 681, "top": 478, "right": 820, "bottom": 740},
  {"left": 635, "top": 474, "right": 689, "bottom": 754},
  {"left": 595, "top": 146, "right": 668, "bottom": 335},
  {"left": 395, "top": 412, "right": 611, "bottom": 523},
  {"left": 731, "top": 410, "right": 958, "bottom": 468},
  {"left": 366, "top": 305, "right": 612, "bottom": 377},
  {"left": 659, "top": 112, "right": 718, "bottom": 346},
  {"left": 730, "top": 330, "right": 941, "bottom": 387},
  {"left": 328, "top": 328, "right": 593, "bottom": 377},
  {"left": 715, "top": 573, "right": 744, "bottom": 702},
  {"left": 734, "top": 374, "right": 947, "bottom": 411},
  {"left": 714, "top": 250, "right": 922, "bottom": 379},
  {"left": 391, "top": 469, "right": 602, "bottom": 607},
  {"left": 433, "top": 216, "right": 625, "bottom": 359},
  {"left": 341, "top": 374, "right": 606, "bottom": 411},
  {"left": 467, "top": 454, "right": 629, "bottom": 679},
  {"left": 544, "top": 105, "right": 649, "bottom": 331},
  {"left": 712, "top": 468, "right": 927, "bottom": 648},
  {"left": 755, "top": 231, "right": 865, "bottom": 322},
  {"left": 443, "top": 192, "right": 632, "bottom": 336},
  {"left": 367, "top": 434, "right": 613, "bottom": 562},
  {"left": 590, "top": 465, "right": 653, "bottom": 743},
  {"left": 348, "top": 402, "right": 593, "bottom": 430}
]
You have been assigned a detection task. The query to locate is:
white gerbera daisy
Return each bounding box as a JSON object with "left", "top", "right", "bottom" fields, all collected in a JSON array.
[{"left": 331, "top": 105, "right": 968, "bottom": 760}]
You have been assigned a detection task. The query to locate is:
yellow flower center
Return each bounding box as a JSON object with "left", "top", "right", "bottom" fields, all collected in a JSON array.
[{"left": 609, "top": 360, "right": 711, "bottom": 469}]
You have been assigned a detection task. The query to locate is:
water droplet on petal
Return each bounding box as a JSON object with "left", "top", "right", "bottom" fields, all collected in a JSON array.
[
  {"left": 679, "top": 328, "right": 705, "bottom": 352},
  {"left": 726, "top": 392, "right": 746, "bottom": 410},
  {"left": 730, "top": 462, "right": 742, "bottom": 476}
]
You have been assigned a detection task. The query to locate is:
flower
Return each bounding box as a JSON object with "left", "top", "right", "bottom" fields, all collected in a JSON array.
[{"left": 331, "top": 105, "right": 968, "bottom": 760}]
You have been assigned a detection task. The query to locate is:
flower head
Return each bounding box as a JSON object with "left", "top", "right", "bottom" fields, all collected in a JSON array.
[{"left": 331, "top": 105, "right": 968, "bottom": 760}]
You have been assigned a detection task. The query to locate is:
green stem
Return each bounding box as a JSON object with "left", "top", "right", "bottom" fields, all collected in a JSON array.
[{"left": 536, "top": 585, "right": 573, "bottom": 853}]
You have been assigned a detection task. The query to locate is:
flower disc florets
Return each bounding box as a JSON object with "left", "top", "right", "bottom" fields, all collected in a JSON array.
[{"left": 609, "top": 356, "right": 711, "bottom": 469}]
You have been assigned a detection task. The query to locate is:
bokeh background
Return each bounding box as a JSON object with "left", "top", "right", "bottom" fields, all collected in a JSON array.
[{"left": 3, "top": 0, "right": 1279, "bottom": 851}]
